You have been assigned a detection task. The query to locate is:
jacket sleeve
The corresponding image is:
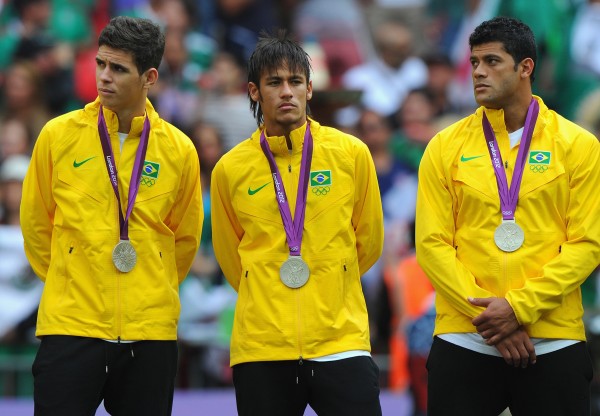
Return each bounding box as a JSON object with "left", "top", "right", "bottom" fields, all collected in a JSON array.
[
  {"left": 506, "top": 132, "right": 600, "bottom": 325},
  {"left": 415, "top": 135, "right": 495, "bottom": 318},
  {"left": 20, "top": 125, "right": 56, "bottom": 282},
  {"left": 168, "top": 146, "right": 203, "bottom": 283},
  {"left": 211, "top": 160, "right": 244, "bottom": 291},
  {"left": 352, "top": 141, "right": 384, "bottom": 275}
]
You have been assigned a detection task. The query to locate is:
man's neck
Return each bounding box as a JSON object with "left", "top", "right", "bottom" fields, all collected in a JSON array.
[{"left": 502, "top": 95, "right": 533, "bottom": 133}]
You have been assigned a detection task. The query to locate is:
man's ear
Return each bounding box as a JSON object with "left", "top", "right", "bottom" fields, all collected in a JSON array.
[
  {"left": 307, "top": 79, "right": 313, "bottom": 101},
  {"left": 248, "top": 82, "right": 260, "bottom": 102},
  {"left": 144, "top": 68, "right": 159, "bottom": 88},
  {"left": 520, "top": 58, "right": 534, "bottom": 80}
]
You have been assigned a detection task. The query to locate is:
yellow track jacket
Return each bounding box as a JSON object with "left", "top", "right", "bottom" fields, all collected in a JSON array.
[
  {"left": 21, "top": 99, "right": 203, "bottom": 341},
  {"left": 416, "top": 96, "right": 600, "bottom": 341},
  {"left": 211, "top": 120, "right": 384, "bottom": 366}
]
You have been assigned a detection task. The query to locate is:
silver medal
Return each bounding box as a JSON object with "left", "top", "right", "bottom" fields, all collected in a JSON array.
[
  {"left": 280, "top": 256, "right": 310, "bottom": 288},
  {"left": 112, "top": 240, "right": 137, "bottom": 272},
  {"left": 494, "top": 220, "right": 524, "bottom": 252}
]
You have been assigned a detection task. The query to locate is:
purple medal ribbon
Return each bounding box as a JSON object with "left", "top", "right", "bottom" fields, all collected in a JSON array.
[
  {"left": 260, "top": 122, "right": 313, "bottom": 257},
  {"left": 98, "top": 106, "right": 150, "bottom": 241},
  {"left": 482, "top": 98, "right": 539, "bottom": 220}
]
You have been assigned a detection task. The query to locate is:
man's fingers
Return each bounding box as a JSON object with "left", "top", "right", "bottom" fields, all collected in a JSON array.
[
  {"left": 516, "top": 344, "right": 530, "bottom": 368},
  {"left": 468, "top": 297, "right": 493, "bottom": 307},
  {"left": 525, "top": 339, "right": 537, "bottom": 364}
]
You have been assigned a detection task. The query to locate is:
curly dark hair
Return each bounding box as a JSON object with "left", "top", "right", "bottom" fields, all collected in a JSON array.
[{"left": 469, "top": 16, "right": 537, "bottom": 83}]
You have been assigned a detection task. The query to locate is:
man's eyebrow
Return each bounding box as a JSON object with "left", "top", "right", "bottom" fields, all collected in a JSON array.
[
  {"left": 95, "top": 57, "right": 129, "bottom": 70},
  {"left": 471, "top": 52, "right": 503, "bottom": 59}
]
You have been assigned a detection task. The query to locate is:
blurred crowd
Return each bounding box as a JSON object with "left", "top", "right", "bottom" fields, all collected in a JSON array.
[{"left": 1, "top": 0, "right": 600, "bottom": 413}]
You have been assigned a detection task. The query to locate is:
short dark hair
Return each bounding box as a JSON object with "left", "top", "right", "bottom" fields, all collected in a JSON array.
[
  {"left": 247, "top": 29, "right": 312, "bottom": 126},
  {"left": 98, "top": 16, "right": 165, "bottom": 75},
  {"left": 469, "top": 16, "right": 537, "bottom": 83}
]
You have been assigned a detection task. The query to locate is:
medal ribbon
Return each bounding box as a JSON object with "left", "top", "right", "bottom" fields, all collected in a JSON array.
[
  {"left": 482, "top": 98, "right": 539, "bottom": 220},
  {"left": 98, "top": 106, "right": 150, "bottom": 241},
  {"left": 260, "top": 122, "right": 313, "bottom": 257}
]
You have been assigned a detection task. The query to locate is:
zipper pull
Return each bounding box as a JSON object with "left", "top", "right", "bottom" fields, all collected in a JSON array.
[{"left": 299, "top": 356, "right": 303, "bottom": 365}]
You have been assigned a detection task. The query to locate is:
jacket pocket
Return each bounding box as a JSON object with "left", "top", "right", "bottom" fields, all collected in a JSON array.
[{"left": 57, "top": 170, "right": 107, "bottom": 204}]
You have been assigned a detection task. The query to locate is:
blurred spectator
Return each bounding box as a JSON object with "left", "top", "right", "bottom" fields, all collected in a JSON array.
[
  {"left": 336, "top": 19, "right": 427, "bottom": 127},
  {"left": 0, "top": 154, "right": 42, "bottom": 345},
  {"left": 0, "top": 60, "right": 51, "bottom": 140},
  {"left": 0, "top": 0, "right": 52, "bottom": 70},
  {"left": 355, "top": 109, "right": 417, "bottom": 355},
  {"left": 123, "top": 0, "right": 216, "bottom": 75},
  {"left": 570, "top": 0, "right": 600, "bottom": 77},
  {"left": 153, "top": 26, "right": 204, "bottom": 130},
  {"left": 576, "top": 87, "right": 600, "bottom": 139},
  {"left": 211, "top": 0, "right": 280, "bottom": 65},
  {"left": 292, "top": 0, "right": 370, "bottom": 89},
  {"left": 439, "top": 0, "right": 500, "bottom": 111},
  {"left": 423, "top": 52, "right": 473, "bottom": 118},
  {"left": 178, "top": 120, "right": 236, "bottom": 388},
  {"left": 198, "top": 51, "right": 256, "bottom": 150},
  {"left": 361, "top": 0, "right": 430, "bottom": 56},
  {"left": 13, "top": 32, "right": 77, "bottom": 115},
  {"left": 390, "top": 87, "right": 448, "bottom": 173},
  {"left": 0, "top": 118, "right": 31, "bottom": 161},
  {"left": 132, "top": 0, "right": 216, "bottom": 131}
]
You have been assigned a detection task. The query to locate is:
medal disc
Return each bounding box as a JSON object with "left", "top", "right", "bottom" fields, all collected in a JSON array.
[
  {"left": 280, "top": 256, "right": 310, "bottom": 288},
  {"left": 494, "top": 221, "right": 524, "bottom": 252},
  {"left": 112, "top": 240, "right": 137, "bottom": 272}
]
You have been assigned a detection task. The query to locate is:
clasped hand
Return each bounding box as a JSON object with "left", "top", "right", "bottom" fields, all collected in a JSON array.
[{"left": 469, "top": 297, "right": 536, "bottom": 367}]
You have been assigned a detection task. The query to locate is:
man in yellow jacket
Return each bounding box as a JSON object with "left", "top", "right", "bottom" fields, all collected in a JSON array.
[
  {"left": 211, "top": 30, "right": 384, "bottom": 415},
  {"left": 20, "top": 16, "right": 203, "bottom": 415},
  {"left": 416, "top": 16, "right": 600, "bottom": 415}
]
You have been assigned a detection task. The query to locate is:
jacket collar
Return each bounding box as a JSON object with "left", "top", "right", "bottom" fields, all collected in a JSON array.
[
  {"left": 86, "top": 97, "right": 158, "bottom": 137},
  {"left": 475, "top": 95, "right": 548, "bottom": 136},
  {"left": 251, "top": 118, "right": 319, "bottom": 156}
]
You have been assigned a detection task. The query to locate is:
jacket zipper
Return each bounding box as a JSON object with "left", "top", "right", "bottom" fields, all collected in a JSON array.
[{"left": 296, "top": 282, "right": 303, "bottom": 362}]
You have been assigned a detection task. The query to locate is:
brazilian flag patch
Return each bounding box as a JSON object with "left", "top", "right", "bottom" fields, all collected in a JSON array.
[
  {"left": 528, "top": 151, "right": 551, "bottom": 165},
  {"left": 142, "top": 161, "right": 160, "bottom": 178},
  {"left": 310, "top": 170, "right": 331, "bottom": 187}
]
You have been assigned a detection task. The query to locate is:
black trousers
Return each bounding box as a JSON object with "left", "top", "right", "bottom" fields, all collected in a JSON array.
[
  {"left": 233, "top": 356, "right": 382, "bottom": 416},
  {"left": 427, "top": 336, "right": 593, "bottom": 416},
  {"left": 32, "top": 335, "right": 178, "bottom": 416}
]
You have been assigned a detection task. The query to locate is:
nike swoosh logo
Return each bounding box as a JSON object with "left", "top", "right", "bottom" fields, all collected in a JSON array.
[
  {"left": 460, "top": 154, "right": 484, "bottom": 162},
  {"left": 73, "top": 156, "right": 96, "bottom": 168},
  {"left": 248, "top": 182, "right": 270, "bottom": 195}
]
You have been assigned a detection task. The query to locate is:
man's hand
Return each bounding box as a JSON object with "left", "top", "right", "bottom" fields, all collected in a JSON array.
[
  {"left": 495, "top": 327, "right": 536, "bottom": 368},
  {"left": 469, "top": 297, "right": 519, "bottom": 345}
]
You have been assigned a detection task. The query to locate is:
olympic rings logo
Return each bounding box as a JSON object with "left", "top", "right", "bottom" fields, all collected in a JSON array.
[
  {"left": 312, "top": 186, "right": 330, "bottom": 196},
  {"left": 529, "top": 165, "right": 548, "bottom": 173},
  {"left": 141, "top": 177, "right": 156, "bottom": 187}
]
